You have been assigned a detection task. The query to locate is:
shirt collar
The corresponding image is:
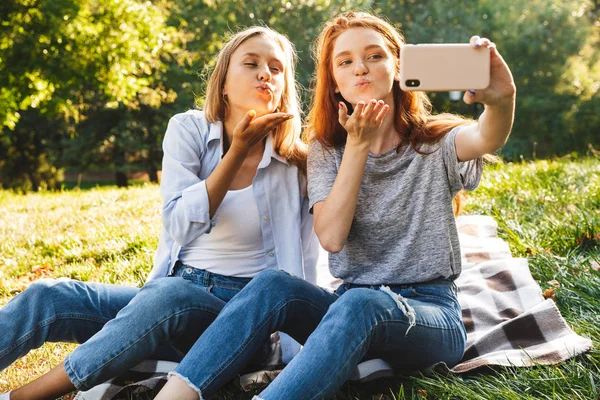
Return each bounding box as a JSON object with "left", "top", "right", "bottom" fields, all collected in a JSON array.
[
  {"left": 259, "top": 135, "right": 289, "bottom": 168},
  {"left": 208, "top": 120, "right": 224, "bottom": 155}
]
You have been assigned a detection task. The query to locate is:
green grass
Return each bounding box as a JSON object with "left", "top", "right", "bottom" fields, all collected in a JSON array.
[{"left": 1, "top": 158, "right": 599, "bottom": 399}]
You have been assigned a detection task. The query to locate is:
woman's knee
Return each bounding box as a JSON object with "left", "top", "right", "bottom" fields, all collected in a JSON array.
[
  {"left": 247, "top": 269, "right": 309, "bottom": 300},
  {"left": 19, "top": 278, "right": 75, "bottom": 305},
  {"left": 136, "top": 277, "right": 198, "bottom": 308}
]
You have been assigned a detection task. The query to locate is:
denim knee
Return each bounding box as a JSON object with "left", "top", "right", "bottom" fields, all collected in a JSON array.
[
  {"left": 19, "top": 278, "right": 71, "bottom": 312},
  {"left": 134, "top": 278, "right": 199, "bottom": 311},
  {"left": 247, "top": 269, "right": 306, "bottom": 301}
]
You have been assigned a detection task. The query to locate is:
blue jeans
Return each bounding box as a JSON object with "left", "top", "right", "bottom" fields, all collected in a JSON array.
[
  {"left": 64, "top": 263, "right": 253, "bottom": 390},
  {"left": 173, "top": 269, "right": 466, "bottom": 400},
  {"left": 0, "top": 263, "right": 253, "bottom": 391},
  {"left": 0, "top": 278, "right": 138, "bottom": 372}
]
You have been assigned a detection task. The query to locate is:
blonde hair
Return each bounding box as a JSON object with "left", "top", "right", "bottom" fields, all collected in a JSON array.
[{"left": 203, "top": 27, "right": 306, "bottom": 171}]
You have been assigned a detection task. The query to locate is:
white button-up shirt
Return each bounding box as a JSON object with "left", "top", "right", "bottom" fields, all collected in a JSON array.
[{"left": 146, "top": 110, "right": 319, "bottom": 362}]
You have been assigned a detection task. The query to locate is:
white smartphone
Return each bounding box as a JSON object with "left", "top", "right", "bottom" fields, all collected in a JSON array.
[{"left": 400, "top": 44, "right": 490, "bottom": 92}]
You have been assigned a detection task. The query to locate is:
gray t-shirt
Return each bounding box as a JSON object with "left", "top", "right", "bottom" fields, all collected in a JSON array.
[{"left": 308, "top": 128, "right": 483, "bottom": 285}]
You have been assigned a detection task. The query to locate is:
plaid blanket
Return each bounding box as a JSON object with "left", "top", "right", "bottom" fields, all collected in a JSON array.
[{"left": 76, "top": 215, "right": 592, "bottom": 399}]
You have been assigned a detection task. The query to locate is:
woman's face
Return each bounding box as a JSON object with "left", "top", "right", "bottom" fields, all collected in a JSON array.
[
  {"left": 223, "top": 35, "right": 287, "bottom": 118},
  {"left": 331, "top": 27, "right": 397, "bottom": 106}
]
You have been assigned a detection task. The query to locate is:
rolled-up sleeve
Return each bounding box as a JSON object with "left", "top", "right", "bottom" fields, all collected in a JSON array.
[
  {"left": 160, "top": 115, "right": 215, "bottom": 247},
  {"left": 307, "top": 140, "right": 338, "bottom": 213},
  {"left": 442, "top": 127, "right": 483, "bottom": 194}
]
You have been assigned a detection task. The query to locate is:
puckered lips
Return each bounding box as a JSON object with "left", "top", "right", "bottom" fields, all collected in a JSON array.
[
  {"left": 255, "top": 83, "right": 274, "bottom": 97},
  {"left": 354, "top": 79, "right": 371, "bottom": 90}
]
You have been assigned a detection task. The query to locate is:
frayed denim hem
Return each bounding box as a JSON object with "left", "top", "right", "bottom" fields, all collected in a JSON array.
[
  {"left": 379, "top": 285, "right": 416, "bottom": 336},
  {"left": 64, "top": 355, "right": 88, "bottom": 391},
  {"left": 168, "top": 371, "right": 205, "bottom": 400},
  {"left": 251, "top": 396, "right": 265, "bottom": 400}
]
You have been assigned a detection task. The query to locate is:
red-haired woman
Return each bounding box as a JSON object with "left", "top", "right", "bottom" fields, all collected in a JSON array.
[{"left": 154, "top": 11, "right": 516, "bottom": 400}]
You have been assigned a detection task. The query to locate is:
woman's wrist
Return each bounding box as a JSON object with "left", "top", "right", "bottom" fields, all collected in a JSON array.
[
  {"left": 228, "top": 139, "right": 252, "bottom": 159},
  {"left": 345, "top": 136, "right": 371, "bottom": 152}
]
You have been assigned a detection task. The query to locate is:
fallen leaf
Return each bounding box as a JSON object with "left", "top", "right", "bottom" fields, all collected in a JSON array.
[
  {"left": 417, "top": 389, "right": 427, "bottom": 399},
  {"left": 568, "top": 184, "right": 577, "bottom": 191},
  {"left": 591, "top": 260, "right": 600, "bottom": 272},
  {"left": 548, "top": 279, "right": 561, "bottom": 288},
  {"left": 543, "top": 288, "right": 556, "bottom": 300},
  {"left": 566, "top": 204, "right": 577, "bottom": 213}
]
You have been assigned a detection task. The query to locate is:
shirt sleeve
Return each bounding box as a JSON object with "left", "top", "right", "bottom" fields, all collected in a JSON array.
[
  {"left": 442, "top": 126, "right": 483, "bottom": 194},
  {"left": 307, "top": 140, "right": 339, "bottom": 213},
  {"left": 160, "top": 114, "right": 216, "bottom": 247},
  {"left": 299, "top": 172, "right": 319, "bottom": 284}
]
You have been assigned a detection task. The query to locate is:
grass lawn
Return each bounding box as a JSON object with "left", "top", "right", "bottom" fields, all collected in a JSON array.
[{"left": 0, "top": 157, "right": 598, "bottom": 399}]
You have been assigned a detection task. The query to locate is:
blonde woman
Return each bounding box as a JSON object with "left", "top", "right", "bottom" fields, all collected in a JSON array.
[{"left": 1, "top": 26, "right": 317, "bottom": 400}]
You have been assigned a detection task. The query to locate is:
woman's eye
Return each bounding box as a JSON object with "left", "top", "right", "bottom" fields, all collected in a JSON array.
[
  {"left": 368, "top": 54, "right": 383, "bottom": 60},
  {"left": 244, "top": 62, "right": 258, "bottom": 67},
  {"left": 339, "top": 60, "right": 351, "bottom": 66},
  {"left": 270, "top": 66, "right": 281, "bottom": 72}
]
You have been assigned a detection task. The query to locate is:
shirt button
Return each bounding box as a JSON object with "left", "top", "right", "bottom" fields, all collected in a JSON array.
[
  {"left": 185, "top": 268, "right": 192, "bottom": 274},
  {"left": 263, "top": 216, "right": 269, "bottom": 221},
  {"left": 269, "top": 252, "right": 274, "bottom": 257}
]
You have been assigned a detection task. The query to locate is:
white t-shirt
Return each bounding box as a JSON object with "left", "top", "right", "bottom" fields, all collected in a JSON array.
[{"left": 179, "top": 185, "right": 266, "bottom": 277}]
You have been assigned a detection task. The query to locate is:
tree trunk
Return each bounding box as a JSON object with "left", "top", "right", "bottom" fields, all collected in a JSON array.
[
  {"left": 115, "top": 171, "right": 128, "bottom": 187},
  {"left": 113, "top": 146, "right": 128, "bottom": 187},
  {"left": 148, "top": 165, "right": 158, "bottom": 183}
]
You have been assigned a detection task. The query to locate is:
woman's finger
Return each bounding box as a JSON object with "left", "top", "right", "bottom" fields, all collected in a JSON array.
[
  {"left": 362, "top": 99, "right": 377, "bottom": 118},
  {"left": 235, "top": 109, "right": 256, "bottom": 134},
  {"left": 477, "top": 38, "right": 492, "bottom": 48},
  {"left": 469, "top": 35, "right": 481, "bottom": 47},
  {"left": 257, "top": 114, "right": 293, "bottom": 135},
  {"left": 370, "top": 100, "right": 384, "bottom": 120},
  {"left": 353, "top": 101, "right": 365, "bottom": 119},
  {"left": 463, "top": 89, "right": 486, "bottom": 105},
  {"left": 338, "top": 102, "right": 349, "bottom": 127},
  {"left": 375, "top": 103, "right": 390, "bottom": 123}
]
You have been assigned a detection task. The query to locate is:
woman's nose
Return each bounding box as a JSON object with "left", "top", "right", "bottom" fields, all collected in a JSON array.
[
  {"left": 354, "top": 61, "right": 368, "bottom": 76},
  {"left": 258, "top": 66, "right": 272, "bottom": 81}
]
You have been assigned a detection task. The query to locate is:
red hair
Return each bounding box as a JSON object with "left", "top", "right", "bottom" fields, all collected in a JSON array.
[{"left": 304, "top": 11, "right": 473, "bottom": 154}]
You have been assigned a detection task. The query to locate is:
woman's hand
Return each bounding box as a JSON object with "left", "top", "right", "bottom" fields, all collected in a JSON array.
[
  {"left": 230, "top": 110, "right": 293, "bottom": 153},
  {"left": 338, "top": 99, "right": 389, "bottom": 147},
  {"left": 454, "top": 36, "right": 516, "bottom": 161},
  {"left": 464, "top": 36, "right": 516, "bottom": 108}
]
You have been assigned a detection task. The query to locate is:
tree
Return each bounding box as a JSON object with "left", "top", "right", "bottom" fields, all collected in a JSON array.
[{"left": 0, "top": 0, "right": 176, "bottom": 189}]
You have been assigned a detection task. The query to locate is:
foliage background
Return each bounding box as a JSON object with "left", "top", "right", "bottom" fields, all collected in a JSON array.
[{"left": 0, "top": 0, "right": 599, "bottom": 191}]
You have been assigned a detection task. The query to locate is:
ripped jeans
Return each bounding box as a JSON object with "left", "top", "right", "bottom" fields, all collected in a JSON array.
[{"left": 172, "top": 269, "right": 466, "bottom": 400}]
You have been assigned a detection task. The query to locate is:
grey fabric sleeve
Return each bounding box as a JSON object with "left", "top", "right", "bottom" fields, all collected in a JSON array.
[
  {"left": 442, "top": 127, "right": 484, "bottom": 193},
  {"left": 307, "top": 140, "right": 338, "bottom": 213}
]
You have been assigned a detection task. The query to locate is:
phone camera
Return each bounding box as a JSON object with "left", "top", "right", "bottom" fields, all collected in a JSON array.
[{"left": 405, "top": 79, "right": 420, "bottom": 87}]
